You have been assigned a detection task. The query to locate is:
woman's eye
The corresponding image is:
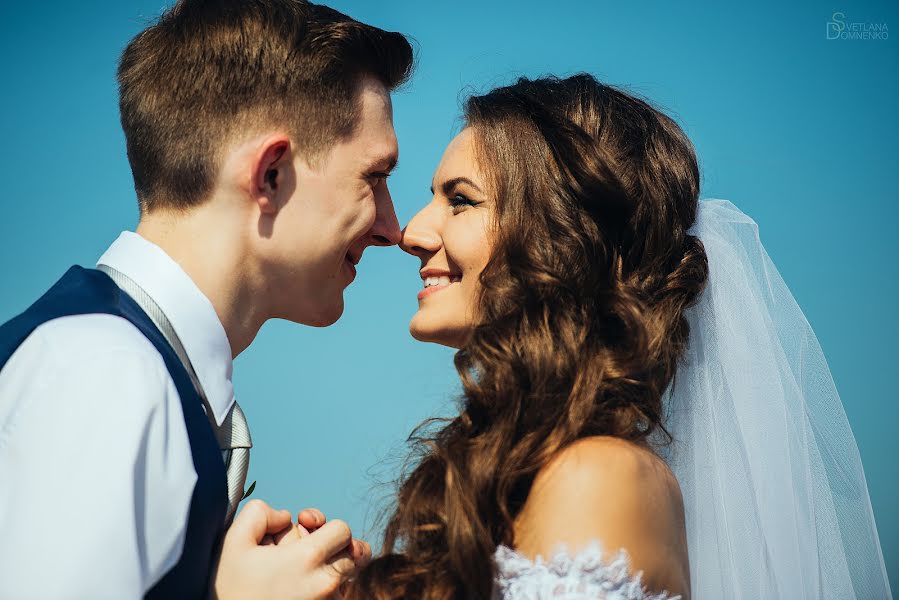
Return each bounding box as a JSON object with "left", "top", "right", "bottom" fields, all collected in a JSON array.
[{"left": 449, "top": 194, "right": 478, "bottom": 213}]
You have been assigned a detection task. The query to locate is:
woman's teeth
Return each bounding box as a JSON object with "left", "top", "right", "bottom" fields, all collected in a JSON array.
[{"left": 424, "top": 275, "right": 461, "bottom": 288}]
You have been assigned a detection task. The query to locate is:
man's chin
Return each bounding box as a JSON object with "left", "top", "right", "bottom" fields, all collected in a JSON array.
[
  {"left": 308, "top": 303, "right": 344, "bottom": 328},
  {"left": 284, "top": 296, "right": 344, "bottom": 328}
]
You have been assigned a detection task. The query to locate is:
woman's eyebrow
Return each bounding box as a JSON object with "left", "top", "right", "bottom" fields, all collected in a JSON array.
[{"left": 430, "top": 176, "right": 483, "bottom": 195}]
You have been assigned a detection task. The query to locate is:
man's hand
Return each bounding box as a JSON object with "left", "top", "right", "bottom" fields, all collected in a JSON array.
[{"left": 213, "top": 500, "right": 369, "bottom": 600}]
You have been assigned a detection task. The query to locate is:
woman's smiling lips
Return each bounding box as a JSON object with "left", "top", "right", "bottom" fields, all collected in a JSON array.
[{"left": 418, "top": 268, "right": 462, "bottom": 301}]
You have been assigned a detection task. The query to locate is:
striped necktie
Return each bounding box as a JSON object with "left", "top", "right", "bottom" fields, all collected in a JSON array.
[{"left": 218, "top": 401, "right": 252, "bottom": 521}]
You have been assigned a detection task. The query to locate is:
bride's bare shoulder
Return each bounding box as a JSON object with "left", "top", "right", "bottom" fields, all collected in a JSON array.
[{"left": 513, "top": 436, "right": 690, "bottom": 598}]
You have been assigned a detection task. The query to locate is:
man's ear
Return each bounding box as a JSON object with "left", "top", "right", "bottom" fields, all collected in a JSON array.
[{"left": 252, "top": 135, "right": 291, "bottom": 215}]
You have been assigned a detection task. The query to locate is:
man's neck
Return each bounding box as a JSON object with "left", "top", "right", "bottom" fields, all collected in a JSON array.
[{"left": 136, "top": 207, "right": 265, "bottom": 358}]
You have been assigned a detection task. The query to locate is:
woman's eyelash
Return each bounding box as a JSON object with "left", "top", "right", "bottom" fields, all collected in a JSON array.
[
  {"left": 370, "top": 172, "right": 391, "bottom": 180},
  {"left": 449, "top": 194, "right": 478, "bottom": 208}
]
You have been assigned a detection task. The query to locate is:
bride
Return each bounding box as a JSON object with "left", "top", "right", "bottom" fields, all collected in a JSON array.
[{"left": 346, "top": 74, "right": 891, "bottom": 599}]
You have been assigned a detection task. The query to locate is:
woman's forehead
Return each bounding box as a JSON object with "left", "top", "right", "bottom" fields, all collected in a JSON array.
[{"left": 432, "top": 129, "right": 484, "bottom": 189}]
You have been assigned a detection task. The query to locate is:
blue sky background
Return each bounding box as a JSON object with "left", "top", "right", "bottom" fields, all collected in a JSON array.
[{"left": 1, "top": 0, "right": 896, "bottom": 587}]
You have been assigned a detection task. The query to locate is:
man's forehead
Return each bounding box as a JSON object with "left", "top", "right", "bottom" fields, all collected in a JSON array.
[
  {"left": 323, "top": 120, "right": 397, "bottom": 172},
  {"left": 356, "top": 76, "right": 394, "bottom": 124},
  {"left": 356, "top": 130, "right": 398, "bottom": 171}
]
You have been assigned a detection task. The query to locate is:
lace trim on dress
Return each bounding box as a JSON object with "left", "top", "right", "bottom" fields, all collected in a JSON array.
[{"left": 492, "top": 542, "right": 681, "bottom": 600}]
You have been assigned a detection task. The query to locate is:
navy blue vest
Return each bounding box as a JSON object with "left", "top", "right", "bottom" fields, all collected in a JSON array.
[{"left": 0, "top": 266, "right": 228, "bottom": 599}]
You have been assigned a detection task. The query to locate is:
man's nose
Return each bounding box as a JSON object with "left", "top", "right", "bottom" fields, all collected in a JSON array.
[{"left": 369, "top": 185, "right": 402, "bottom": 246}]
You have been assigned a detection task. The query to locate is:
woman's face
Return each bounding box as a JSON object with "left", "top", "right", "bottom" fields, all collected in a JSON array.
[{"left": 401, "top": 128, "right": 494, "bottom": 348}]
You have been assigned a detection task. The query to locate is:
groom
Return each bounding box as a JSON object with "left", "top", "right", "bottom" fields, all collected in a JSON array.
[{"left": 0, "top": 1, "right": 412, "bottom": 598}]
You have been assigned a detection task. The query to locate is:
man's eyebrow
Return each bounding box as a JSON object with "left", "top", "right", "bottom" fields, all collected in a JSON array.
[
  {"left": 430, "top": 176, "right": 483, "bottom": 196},
  {"left": 370, "top": 154, "right": 398, "bottom": 173}
]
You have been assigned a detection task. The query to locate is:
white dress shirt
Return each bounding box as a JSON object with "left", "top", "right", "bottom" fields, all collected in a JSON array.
[{"left": 0, "top": 231, "right": 235, "bottom": 599}]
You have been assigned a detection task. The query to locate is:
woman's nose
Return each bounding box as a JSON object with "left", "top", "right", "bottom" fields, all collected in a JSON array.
[{"left": 399, "top": 205, "right": 442, "bottom": 257}]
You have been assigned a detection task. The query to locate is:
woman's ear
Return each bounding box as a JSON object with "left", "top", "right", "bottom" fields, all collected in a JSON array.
[{"left": 253, "top": 135, "right": 291, "bottom": 215}]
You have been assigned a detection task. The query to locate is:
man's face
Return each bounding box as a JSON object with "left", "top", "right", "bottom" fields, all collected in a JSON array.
[{"left": 265, "top": 77, "right": 401, "bottom": 326}]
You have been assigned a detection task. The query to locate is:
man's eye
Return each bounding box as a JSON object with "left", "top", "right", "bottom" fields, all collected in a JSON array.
[{"left": 369, "top": 172, "right": 390, "bottom": 181}]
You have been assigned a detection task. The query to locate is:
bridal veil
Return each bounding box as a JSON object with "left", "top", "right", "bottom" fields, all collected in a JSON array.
[{"left": 656, "top": 198, "right": 892, "bottom": 599}]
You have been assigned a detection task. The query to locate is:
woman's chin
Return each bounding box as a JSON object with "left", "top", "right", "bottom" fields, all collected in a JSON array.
[{"left": 409, "top": 316, "right": 466, "bottom": 349}]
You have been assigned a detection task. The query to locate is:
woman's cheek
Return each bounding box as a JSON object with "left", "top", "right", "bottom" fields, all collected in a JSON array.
[{"left": 449, "top": 213, "right": 493, "bottom": 276}]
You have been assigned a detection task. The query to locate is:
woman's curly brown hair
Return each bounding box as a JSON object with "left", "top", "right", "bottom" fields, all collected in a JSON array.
[{"left": 348, "top": 73, "right": 709, "bottom": 600}]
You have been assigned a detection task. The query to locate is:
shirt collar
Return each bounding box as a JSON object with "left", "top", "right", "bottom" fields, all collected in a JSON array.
[{"left": 97, "top": 231, "right": 236, "bottom": 426}]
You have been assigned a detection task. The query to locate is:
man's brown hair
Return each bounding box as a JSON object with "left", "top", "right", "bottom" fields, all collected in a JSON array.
[{"left": 117, "top": 0, "right": 414, "bottom": 212}]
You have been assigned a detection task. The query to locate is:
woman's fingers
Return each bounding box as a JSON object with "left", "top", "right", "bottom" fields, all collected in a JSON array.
[
  {"left": 298, "top": 508, "right": 326, "bottom": 532},
  {"left": 350, "top": 539, "right": 372, "bottom": 566}
]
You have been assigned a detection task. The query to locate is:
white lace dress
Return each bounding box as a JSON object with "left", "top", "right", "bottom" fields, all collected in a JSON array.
[{"left": 492, "top": 542, "right": 681, "bottom": 599}]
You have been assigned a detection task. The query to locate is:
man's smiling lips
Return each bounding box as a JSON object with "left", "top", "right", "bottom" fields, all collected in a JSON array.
[
  {"left": 344, "top": 250, "right": 360, "bottom": 280},
  {"left": 418, "top": 267, "right": 461, "bottom": 300}
]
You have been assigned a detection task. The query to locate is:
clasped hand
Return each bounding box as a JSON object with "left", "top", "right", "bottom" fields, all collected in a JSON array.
[{"left": 213, "top": 500, "right": 371, "bottom": 599}]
